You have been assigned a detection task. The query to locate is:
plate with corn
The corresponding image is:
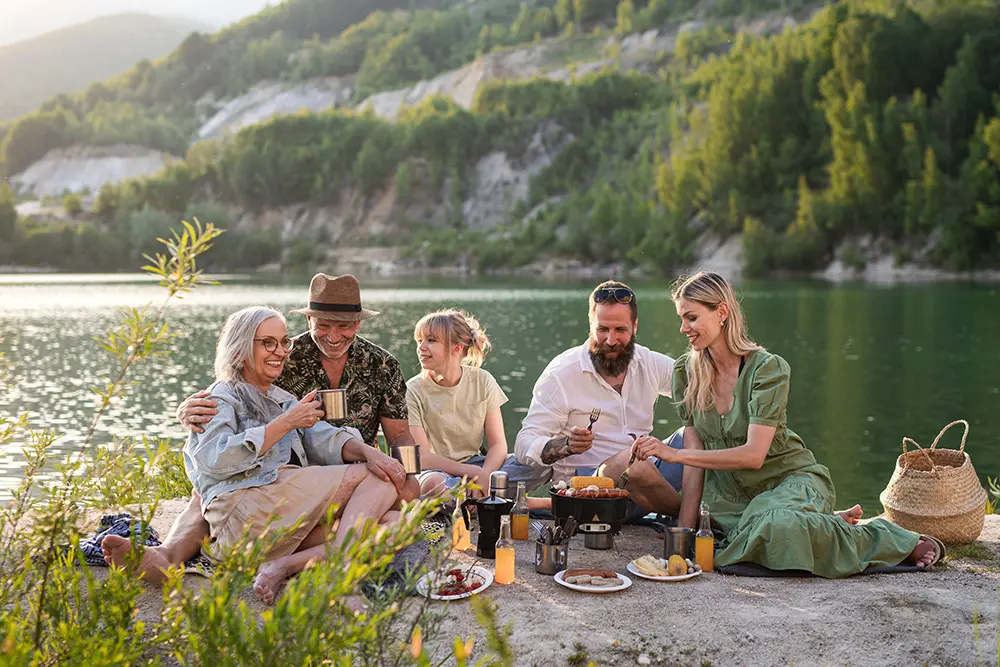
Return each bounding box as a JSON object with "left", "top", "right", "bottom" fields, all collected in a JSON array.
[{"left": 627, "top": 554, "right": 702, "bottom": 582}]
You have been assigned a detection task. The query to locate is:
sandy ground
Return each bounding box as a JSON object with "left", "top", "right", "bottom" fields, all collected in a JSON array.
[{"left": 112, "top": 501, "right": 1000, "bottom": 667}]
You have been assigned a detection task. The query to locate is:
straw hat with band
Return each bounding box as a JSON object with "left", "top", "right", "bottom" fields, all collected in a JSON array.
[{"left": 289, "top": 273, "right": 380, "bottom": 322}]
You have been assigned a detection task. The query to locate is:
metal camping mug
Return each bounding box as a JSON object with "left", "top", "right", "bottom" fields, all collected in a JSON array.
[
  {"left": 390, "top": 444, "right": 421, "bottom": 475},
  {"left": 663, "top": 527, "right": 696, "bottom": 561},
  {"left": 535, "top": 542, "right": 568, "bottom": 575},
  {"left": 316, "top": 389, "right": 347, "bottom": 421}
]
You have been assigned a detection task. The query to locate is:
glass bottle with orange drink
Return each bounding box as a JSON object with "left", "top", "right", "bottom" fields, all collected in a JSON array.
[
  {"left": 451, "top": 492, "right": 471, "bottom": 550},
  {"left": 695, "top": 502, "right": 714, "bottom": 572},
  {"left": 510, "top": 481, "right": 529, "bottom": 540},
  {"left": 494, "top": 515, "right": 515, "bottom": 584}
]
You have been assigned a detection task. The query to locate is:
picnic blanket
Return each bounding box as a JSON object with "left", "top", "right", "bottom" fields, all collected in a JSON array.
[
  {"left": 82, "top": 512, "right": 450, "bottom": 586},
  {"left": 79, "top": 512, "right": 214, "bottom": 576}
]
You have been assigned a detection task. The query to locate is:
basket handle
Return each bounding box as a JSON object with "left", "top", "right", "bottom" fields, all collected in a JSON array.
[
  {"left": 900, "top": 436, "right": 940, "bottom": 478},
  {"left": 928, "top": 419, "right": 970, "bottom": 454}
]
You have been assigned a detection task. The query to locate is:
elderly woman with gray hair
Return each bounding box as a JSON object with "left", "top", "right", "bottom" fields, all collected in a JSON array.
[{"left": 183, "top": 305, "right": 399, "bottom": 606}]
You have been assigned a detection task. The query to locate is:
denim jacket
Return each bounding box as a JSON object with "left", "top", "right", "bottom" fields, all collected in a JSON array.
[{"left": 183, "top": 380, "right": 364, "bottom": 509}]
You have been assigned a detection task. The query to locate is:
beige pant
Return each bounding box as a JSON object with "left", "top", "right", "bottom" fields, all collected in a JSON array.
[{"left": 203, "top": 465, "right": 349, "bottom": 562}]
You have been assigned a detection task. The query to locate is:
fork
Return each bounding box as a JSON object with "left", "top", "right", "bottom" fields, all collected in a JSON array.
[
  {"left": 618, "top": 433, "right": 639, "bottom": 487},
  {"left": 586, "top": 408, "right": 601, "bottom": 431}
]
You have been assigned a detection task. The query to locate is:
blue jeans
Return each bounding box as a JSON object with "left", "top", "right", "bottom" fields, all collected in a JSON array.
[
  {"left": 575, "top": 427, "right": 685, "bottom": 522},
  {"left": 419, "top": 454, "right": 553, "bottom": 494}
]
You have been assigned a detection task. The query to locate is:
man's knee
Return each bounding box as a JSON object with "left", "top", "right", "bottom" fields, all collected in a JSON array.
[
  {"left": 630, "top": 459, "right": 669, "bottom": 487},
  {"left": 598, "top": 448, "right": 631, "bottom": 477}
]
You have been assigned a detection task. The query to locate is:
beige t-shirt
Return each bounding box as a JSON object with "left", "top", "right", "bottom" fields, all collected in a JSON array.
[{"left": 406, "top": 366, "right": 508, "bottom": 463}]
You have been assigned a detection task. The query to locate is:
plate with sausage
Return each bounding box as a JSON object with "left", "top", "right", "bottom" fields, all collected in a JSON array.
[{"left": 554, "top": 569, "right": 632, "bottom": 593}]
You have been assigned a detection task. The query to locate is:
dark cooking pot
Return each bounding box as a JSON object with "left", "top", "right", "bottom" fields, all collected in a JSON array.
[{"left": 549, "top": 489, "right": 628, "bottom": 535}]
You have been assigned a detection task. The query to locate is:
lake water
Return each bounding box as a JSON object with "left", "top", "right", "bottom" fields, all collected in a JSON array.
[{"left": 1, "top": 273, "right": 998, "bottom": 512}]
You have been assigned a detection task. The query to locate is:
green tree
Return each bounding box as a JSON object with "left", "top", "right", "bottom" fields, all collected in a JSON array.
[
  {"left": 62, "top": 193, "right": 83, "bottom": 216},
  {"left": 511, "top": 3, "right": 532, "bottom": 43},
  {"left": 126, "top": 207, "right": 177, "bottom": 263},
  {"left": 555, "top": 0, "right": 573, "bottom": 30},
  {"left": 93, "top": 182, "right": 121, "bottom": 222},
  {"left": 477, "top": 25, "right": 492, "bottom": 56},
  {"left": 184, "top": 200, "right": 233, "bottom": 228},
  {"left": 616, "top": 0, "right": 634, "bottom": 35},
  {"left": 933, "top": 31, "right": 1000, "bottom": 169},
  {"left": 920, "top": 146, "right": 944, "bottom": 232},
  {"left": 0, "top": 110, "right": 73, "bottom": 176},
  {"left": 0, "top": 183, "right": 16, "bottom": 241}
]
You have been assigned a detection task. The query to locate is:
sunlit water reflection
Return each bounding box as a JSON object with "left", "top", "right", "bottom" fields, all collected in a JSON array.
[{"left": 1, "top": 274, "right": 998, "bottom": 512}]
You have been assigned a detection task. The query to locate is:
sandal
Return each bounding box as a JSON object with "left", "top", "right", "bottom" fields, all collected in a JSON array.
[{"left": 918, "top": 534, "right": 947, "bottom": 568}]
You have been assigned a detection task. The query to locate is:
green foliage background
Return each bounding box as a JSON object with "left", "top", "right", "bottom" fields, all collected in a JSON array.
[{"left": 2, "top": 0, "right": 1000, "bottom": 274}]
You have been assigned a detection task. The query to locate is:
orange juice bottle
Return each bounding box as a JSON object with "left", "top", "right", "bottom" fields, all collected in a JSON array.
[
  {"left": 510, "top": 481, "right": 530, "bottom": 540},
  {"left": 451, "top": 493, "right": 471, "bottom": 550},
  {"left": 695, "top": 502, "right": 714, "bottom": 573},
  {"left": 495, "top": 515, "right": 515, "bottom": 584}
]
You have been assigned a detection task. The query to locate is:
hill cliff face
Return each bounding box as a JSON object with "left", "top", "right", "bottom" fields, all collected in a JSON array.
[
  {"left": 3, "top": 0, "right": 1000, "bottom": 281},
  {"left": 0, "top": 13, "right": 209, "bottom": 121}
]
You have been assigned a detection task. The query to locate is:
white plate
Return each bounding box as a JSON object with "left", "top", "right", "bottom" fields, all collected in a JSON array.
[
  {"left": 554, "top": 570, "right": 632, "bottom": 593},
  {"left": 416, "top": 565, "right": 493, "bottom": 601},
  {"left": 626, "top": 559, "right": 702, "bottom": 582}
]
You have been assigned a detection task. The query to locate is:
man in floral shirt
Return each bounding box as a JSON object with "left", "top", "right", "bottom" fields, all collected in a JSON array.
[
  {"left": 100, "top": 274, "right": 420, "bottom": 583},
  {"left": 277, "top": 325, "right": 408, "bottom": 448}
]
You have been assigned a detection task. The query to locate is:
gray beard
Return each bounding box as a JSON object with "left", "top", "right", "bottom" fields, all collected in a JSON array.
[{"left": 588, "top": 337, "right": 635, "bottom": 377}]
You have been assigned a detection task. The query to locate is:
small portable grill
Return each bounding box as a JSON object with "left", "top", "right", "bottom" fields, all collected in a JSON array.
[{"left": 550, "top": 490, "right": 628, "bottom": 550}]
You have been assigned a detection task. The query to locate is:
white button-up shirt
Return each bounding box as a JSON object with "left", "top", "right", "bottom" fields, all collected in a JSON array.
[{"left": 514, "top": 342, "right": 675, "bottom": 484}]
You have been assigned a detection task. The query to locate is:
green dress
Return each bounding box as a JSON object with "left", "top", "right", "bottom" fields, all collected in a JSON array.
[{"left": 672, "top": 349, "right": 920, "bottom": 578}]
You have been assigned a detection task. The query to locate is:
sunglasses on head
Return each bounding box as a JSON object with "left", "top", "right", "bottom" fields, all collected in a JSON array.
[
  {"left": 592, "top": 288, "right": 635, "bottom": 304},
  {"left": 254, "top": 336, "right": 293, "bottom": 353}
]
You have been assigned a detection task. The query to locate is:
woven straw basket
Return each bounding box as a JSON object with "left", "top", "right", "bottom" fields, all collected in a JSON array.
[{"left": 879, "top": 420, "right": 987, "bottom": 544}]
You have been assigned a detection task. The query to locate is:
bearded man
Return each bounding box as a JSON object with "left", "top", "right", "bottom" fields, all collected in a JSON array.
[{"left": 514, "top": 280, "right": 685, "bottom": 519}]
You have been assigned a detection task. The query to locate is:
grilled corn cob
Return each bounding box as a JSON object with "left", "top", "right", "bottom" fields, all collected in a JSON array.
[{"left": 570, "top": 475, "right": 615, "bottom": 490}]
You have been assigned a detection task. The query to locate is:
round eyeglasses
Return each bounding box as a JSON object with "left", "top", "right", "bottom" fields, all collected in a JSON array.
[{"left": 254, "top": 337, "right": 293, "bottom": 353}]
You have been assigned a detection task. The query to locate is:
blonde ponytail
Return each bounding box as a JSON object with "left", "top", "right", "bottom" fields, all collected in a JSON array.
[
  {"left": 413, "top": 309, "right": 492, "bottom": 368},
  {"left": 671, "top": 272, "right": 761, "bottom": 414}
]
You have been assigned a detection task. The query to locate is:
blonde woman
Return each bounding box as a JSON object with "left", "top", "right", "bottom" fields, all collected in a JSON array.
[
  {"left": 407, "top": 309, "right": 550, "bottom": 502},
  {"left": 633, "top": 272, "right": 945, "bottom": 577}
]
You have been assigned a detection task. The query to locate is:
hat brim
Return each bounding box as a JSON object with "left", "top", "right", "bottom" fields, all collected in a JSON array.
[{"left": 288, "top": 307, "right": 380, "bottom": 322}]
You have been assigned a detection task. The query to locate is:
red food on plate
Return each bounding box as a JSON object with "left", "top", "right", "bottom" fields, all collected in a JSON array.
[
  {"left": 436, "top": 577, "right": 483, "bottom": 597},
  {"left": 435, "top": 566, "right": 485, "bottom": 597}
]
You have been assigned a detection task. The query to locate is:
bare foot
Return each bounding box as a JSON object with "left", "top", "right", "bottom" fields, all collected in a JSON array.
[
  {"left": 835, "top": 504, "right": 863, "bottom": 525},
  {"left": 100, "top": 535, "right": 171, "bottom": 585},
  {"left": 253, "top": 561, "right": 290, "bottom": 605}
]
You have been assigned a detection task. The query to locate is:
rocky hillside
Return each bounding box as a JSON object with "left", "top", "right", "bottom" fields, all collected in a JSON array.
[
  {"left": 3, "top": 0, "right": 1000, "bottom": 282},
  {"left": 8, "top": 10, "right": 797, "bottom": 206}
]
